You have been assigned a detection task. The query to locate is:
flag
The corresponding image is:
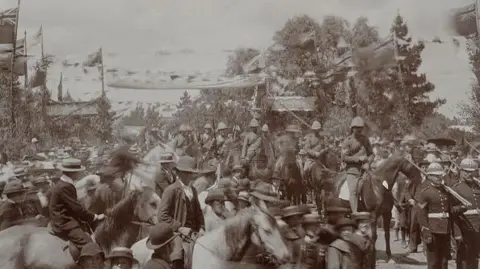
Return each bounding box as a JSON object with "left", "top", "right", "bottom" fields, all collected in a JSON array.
[
  {"left": 0, "top": 54, "right": 27, "bottom": 75},
  {"left": 0, "top": 24, "right": 14, "bottom": 53},
  {"left": 354, "top": 35, "right": 398, "bottom": 71},
  {"left": 57, "top": 72, "right": 63, "bottom": 101},
  {"left": 0, "top": 7, "right": 18, "bottom": 26},
  {"left": 242, "top": 51, "right": 266, "bottom": 74},
  {"left": 29, "top": 67, "right": 46, "bottom": 88},
  {"left": 83, "top": 48, "right": 102, "bottom": 67},
  {"left": 30, "top": 26, "right": 42, "bottom": 48},
  {"left": 450, "top": 3, "right": 477, "bottom": 37}
]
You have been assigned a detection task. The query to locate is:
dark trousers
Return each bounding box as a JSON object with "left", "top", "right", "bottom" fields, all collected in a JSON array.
[
  {"left": 426, "top": 233, "right": 450, "bottom": 269},
  {"left": 456, "top": 231, "right": 480, "bottom": 269},
  {"left": 409, "top": 207, "right": 421, "bottom": 251},
  {"left": 55, "top": 227, "right": 92, "bottom": 250}
]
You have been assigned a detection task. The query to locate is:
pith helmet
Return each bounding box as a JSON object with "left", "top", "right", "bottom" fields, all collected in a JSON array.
[
  {"left": 204, "top": 123, "right": 212, "bottom": 129},
  {"left": 249, "top": 119, "right": 260, "bottom": 128},
  {"left": 426, "top": 162, "right": 443, "bottom": 175},
  {"left": 217, "top": 122, "right": 227, "bottom": 130},
  {"left": 350, "top": 117, "right": 364, "bottom": 128},
  {"left": 460, "top": 158, "right": 478, "bottom": 172},
  {"left": 286, "top": 124, "right": 302, "bottom": 133},
  {"left": 261, "top": 124, "right": 269, "bottom": 132},
  {"left": 311, "top": 121, "right": 322, "bottom": 130}
]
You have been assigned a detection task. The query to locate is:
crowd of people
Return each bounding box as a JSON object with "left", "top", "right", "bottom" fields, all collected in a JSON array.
[{"left": 0, "top": 115, "right": 478, "bottom": 269}]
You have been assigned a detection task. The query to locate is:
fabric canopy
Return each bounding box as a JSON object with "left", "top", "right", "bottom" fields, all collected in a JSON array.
[{"left": 107, "top": 75, "right": 265, "bottom": 90}]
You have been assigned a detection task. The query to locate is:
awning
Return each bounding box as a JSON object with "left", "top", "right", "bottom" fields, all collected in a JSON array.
[{"left": 107, "top": 75, "right": 265, "bottom": 90}]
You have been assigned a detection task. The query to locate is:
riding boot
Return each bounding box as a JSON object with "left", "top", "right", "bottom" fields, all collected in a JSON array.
[{"left": 172, "top": 259, "right": 184, "bottom": 269}]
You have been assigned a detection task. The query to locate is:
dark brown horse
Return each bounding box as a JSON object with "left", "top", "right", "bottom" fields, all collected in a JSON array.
[
  {"left": 320, "top": 152, "right": 422, "bottom": 262},
  {"left": 304, "top": 147, "right": 341, "bottom": 212},
  {"left": 0, "top": 186, "right": 161, "bottom": 269}
]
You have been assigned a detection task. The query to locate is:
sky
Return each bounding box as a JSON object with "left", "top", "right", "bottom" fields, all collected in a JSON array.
[{"left": 0, "top": 0, "right": 477, "bottom": 118}]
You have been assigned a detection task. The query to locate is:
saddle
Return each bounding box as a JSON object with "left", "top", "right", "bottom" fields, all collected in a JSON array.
[{"left": 47, "top": 224, "right": 94, "bottom": 262}]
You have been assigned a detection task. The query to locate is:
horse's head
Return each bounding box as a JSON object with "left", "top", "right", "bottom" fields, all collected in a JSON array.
[
  {"left": 249, "top": 205, "right": 290, "bottom": 263},
  {"left": 132, "top": 186, "right": 161, "bottom": 225},
  {"left": 374, "top": 152, "right": 423, "bottom": 188}
]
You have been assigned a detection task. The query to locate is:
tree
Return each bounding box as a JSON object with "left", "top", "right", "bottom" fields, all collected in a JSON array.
[
  {"left": 460, "top": 39, "right": 480, "bottom": 131},
  {"left": 94, "top": 93, "right": 113, "bottom": 141},
  {"left": 122, "top": 105, "right": 146, "bottom": 126},
  {"left": 145, "top": 104, "right": 163, "bottom": 129},
  {"left": 389, "top": 14, "right": 445, "bottom": 132},
  {"left": 176, "top": 91, "right": 192, "bottom": 110}
]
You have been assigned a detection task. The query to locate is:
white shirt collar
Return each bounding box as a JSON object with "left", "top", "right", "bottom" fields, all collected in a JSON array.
[{"left": 60, "top": 174, "right": 74, "bottom": 186}]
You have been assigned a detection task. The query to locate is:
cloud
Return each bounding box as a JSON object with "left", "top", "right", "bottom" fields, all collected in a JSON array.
[{"left": 1, "top": 0, "right": 472, "bottom": 55}]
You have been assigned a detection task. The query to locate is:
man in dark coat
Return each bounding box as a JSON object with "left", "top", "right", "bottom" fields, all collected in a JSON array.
[
  {"left": 158, "top": 156, "right": 205, "bottom": 269},
  {"left": 49, "top": 158, "right": 104, "bottom": 255}
]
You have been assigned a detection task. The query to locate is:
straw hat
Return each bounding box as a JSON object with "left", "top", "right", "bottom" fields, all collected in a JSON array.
[{"left": 57, "top": 158, "right": 85, "bottom": 172}]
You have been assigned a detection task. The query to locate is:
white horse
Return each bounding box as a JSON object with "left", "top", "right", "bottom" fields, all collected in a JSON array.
[{"left": 132, "top": 205, "right": 290, "bottom": 269}]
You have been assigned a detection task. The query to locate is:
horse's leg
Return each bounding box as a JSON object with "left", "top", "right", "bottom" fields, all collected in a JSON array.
[{"left": 382, "top": 209, "right": 393, "bottom": 263}]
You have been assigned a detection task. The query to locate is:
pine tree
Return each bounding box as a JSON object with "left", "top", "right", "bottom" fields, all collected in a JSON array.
[
  {"left": 63, "top": 90, "right": 74, "bottom": 102},
  {"left": 390, "top": 15, "right": 445, "bottom": 129},
  {"left": 95, "top": 92, "right": 113, "bottom": 141},
  {"left": 176, "top": 91, "right": 192, "bottom": 110}
]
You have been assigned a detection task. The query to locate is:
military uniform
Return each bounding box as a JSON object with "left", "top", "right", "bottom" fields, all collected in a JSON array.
[
  {"left": 341, "top": 122, "right": 373, "bottom": 213},
  {"left": 417, "top": 182, "right": 462, "bottom": 269},
  {"left": 171, "top": 133, "right": 189, "bottom": 156}
]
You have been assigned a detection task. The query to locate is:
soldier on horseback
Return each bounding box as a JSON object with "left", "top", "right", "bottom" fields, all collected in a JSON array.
[
  {"left": 341, "top": 117, "right": 374, "bottom": 214},
  {"left": 303, "top": 121, "right": 329, "bottom": 180}
]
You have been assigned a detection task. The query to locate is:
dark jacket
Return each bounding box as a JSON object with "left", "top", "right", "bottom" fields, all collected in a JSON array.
[
  {"left": 49, "top": 179, "right": 95, "bottom": 232},
  {"left": 158, "top": 180, "right": 204, "bottom": 232},
  {"left": 143, "top": 258, "right": 171, "bottom": 269}
]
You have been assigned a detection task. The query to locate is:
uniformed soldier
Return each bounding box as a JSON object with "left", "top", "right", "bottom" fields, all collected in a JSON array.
[
  {"left": 452, "top": 157, "right": 480, "bottom": 269},
  {"left": 241, "top": 118, "right": 261, "bottom": 169},
  {"left": 417, "top": 162, "right": 467, "bottom": 269},
  {"left": 201, "top": 123, "right": 213, "bottom": 146},
  {"left": 303, "top": 121, "right": 328, "bottom": 178},
  {"left": 341, "top": 117, "right": 374, "bottom": 214},
  {"left": 215, "top": 122, "right": 228, "bottom": 155},
  {"left": 171, "top": 124, "right": 192, "bottom": 156}
]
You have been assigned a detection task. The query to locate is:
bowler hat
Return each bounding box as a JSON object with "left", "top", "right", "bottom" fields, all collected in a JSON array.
[
  {"left": 204, "top": 189, "right": 226, "bottom": 205},
  {"left": 146, "top": 223, "right": 178, "bottom": 250},
  {"left": 3, "top": 180, "right": 25, "bottom": 195},
  {"left": 335, "top": 217, "right": 357, "bottom": 230},
  {"left": 106, "top": 247, "right": 138, "bottom": 264},
  {"left": 77, "top": 242, "right": 104, "bottom": 264},
  {"left": 281, "top": 205, "right": 310, "bottom": 219},
  {"left": 249, "top": 182, "right": 282, "bottom": 203}
]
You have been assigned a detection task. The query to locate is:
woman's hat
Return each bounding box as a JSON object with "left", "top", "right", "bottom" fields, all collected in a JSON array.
[
  {"left": 57, "top": 158, "right": 85, "bottom": 172},
  {"left": 77, "top": 242, "right": 104, "bottom": 264},
  {"left": 281, "top": 205, "right": 310, "bottom": 219},
  {"left": 335, "top": 217, "right": 357, "bottom": 230},
  {"left": 249, "top": 182, "right": 282, "bottom": 203},
  {"left": 146, "top": 223, "right": 179, "bottom": 250},
  {"left": 106, "top": 247, "right": 138, "bottom": 264},
  {"left": 204, "top": 189, "right": 226, "bottom": 205}
]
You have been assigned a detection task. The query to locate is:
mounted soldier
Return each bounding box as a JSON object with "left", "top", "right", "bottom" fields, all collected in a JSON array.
[
  {"left": 171, "top": 124, "right": 193, "bottom": 157},
  {"left": 303, "top": 121, "right": 329, "bottom": 181},
  {"left": 341, "top": 117, "right": 374, "bottom": 214},
  {"left": 241, "top": 118, "right": 261, "bottom": 176}
]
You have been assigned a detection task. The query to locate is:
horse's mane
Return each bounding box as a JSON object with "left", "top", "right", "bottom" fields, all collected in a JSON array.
[
  {"left": 94, "top": 186, "right": 154, "bottom": 249},
  {"left": 372, "top": 152, "right": 404, "bottom": 181}
]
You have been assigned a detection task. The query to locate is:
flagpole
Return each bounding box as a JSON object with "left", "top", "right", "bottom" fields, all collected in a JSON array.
[
  {"left": 9, "top": 0, "right": 20, "bottom": 136},
  {"left": 23, "top": 30, "right": 27, "bottom": 90},
  {"left": 100, "top": 47, "right": 105, "bottom": 96},
  {"left": 476, "top": 0, "right": 480, "bottom": 36},
  {"left": 40, "top": 25, "right": 44, "bottom": 59}
]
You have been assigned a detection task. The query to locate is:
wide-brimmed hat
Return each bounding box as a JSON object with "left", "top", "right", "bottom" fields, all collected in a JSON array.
[
  {"left": 286, "top": 124, "right": 302, "bottom": 133},
  {"left": 77, "top": 242, "right": 104, "bottom": 264},
  {"left": 281, "top": 205, "right": 310, "bottom": 219},
  {"left": 250, "top": 182, "right": 282, "bottom": 203},
  {"left": 204, "top": 189, "right": 226, "bottom": 204},
  {"left": 106, "top": 247, "right": 138, "bottom": 264},
  {"left": 232, "top": 164, "right": 244, "bottom": 173},
  {"left": 31, "top": 176, "right": 49, "bottom": 186},
  {"left": 57, "top": 158, "right": 85, "bottom": 172},
  {"left": 302, "top": 213, "right": 324, "bottom": 224},
  {"left": 326, "top": 206, "right": 351, "bottom": 215},
  {"left": 158, "top": 153, "right": 176, "bottom": 164},
  {"left": 335, "top": 217, "right": 357, "bottom": 230},
  {"left": 237, "top": 191, "right": 250, "bottom": 203},
  {"left": 352, "top": 212, "right": 373, "bottom": 223},
  {"left": 3, "top": 180, "right": 24, "bottom": 195},
  {"left": 174, "top": 156, "right": 206, "bottom": 174},
  {"left": 13, "top": 167, "right": 27, "bottom": 178},
  {"left": 146, "top": 223, "right": 179, "bottom": 250}
]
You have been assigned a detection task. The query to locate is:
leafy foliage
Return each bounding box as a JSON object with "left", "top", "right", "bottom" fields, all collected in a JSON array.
[
  {"left": 460, "top": 37, "right": 480, "bottom": 132},
  {"left": 94, "top": 92, "right": 113, "bottom": 142}
]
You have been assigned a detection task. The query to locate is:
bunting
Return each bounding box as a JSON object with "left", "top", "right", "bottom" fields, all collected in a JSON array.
[
  {"left": 0, "top": 7, "right": 18, "bottom": 25},
  {"left": 0, "top": 54, "right": 27, "bottom": 75},
  {"left": 0, "top": 24, "right": 13, "bottom": 53}
]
